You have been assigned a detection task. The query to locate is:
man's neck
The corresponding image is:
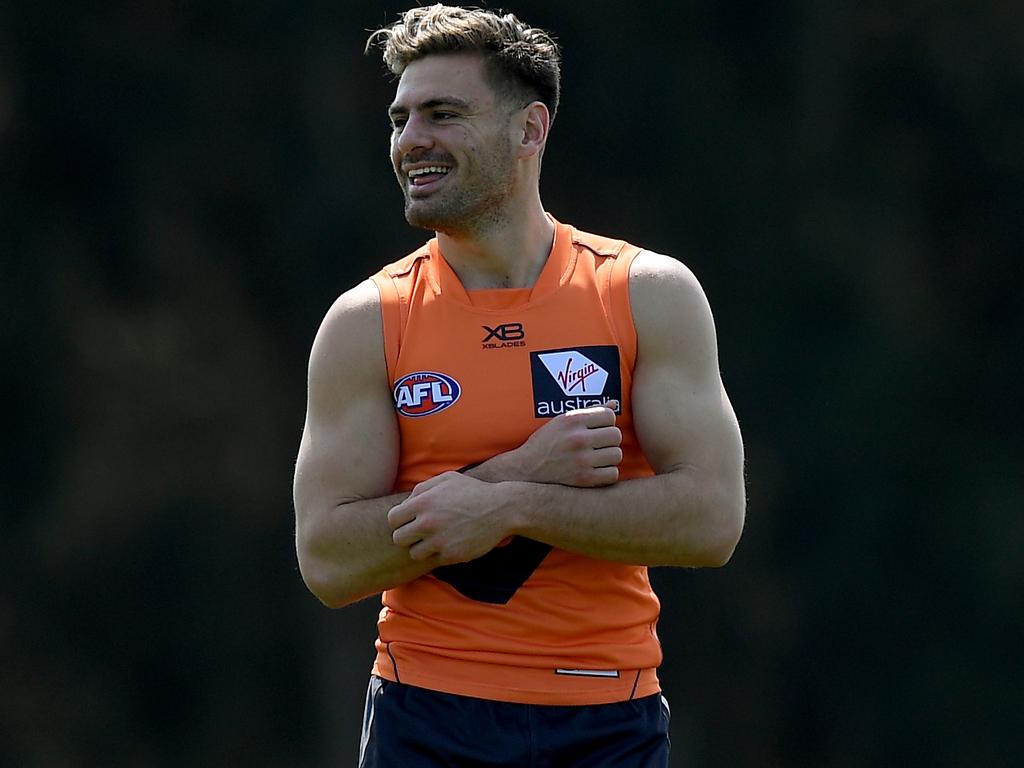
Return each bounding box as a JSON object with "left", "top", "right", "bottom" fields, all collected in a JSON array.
[{"left": 435, "top": 200, "right": 555, "bottom": 291}]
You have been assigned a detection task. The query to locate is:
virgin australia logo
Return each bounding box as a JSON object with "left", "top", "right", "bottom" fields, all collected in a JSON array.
[
  {"left": 537, "top": 350, "right": 609, "bottom": 396},
  {"left": 529, "top": 346, "right": 621, "bottom": 418}
]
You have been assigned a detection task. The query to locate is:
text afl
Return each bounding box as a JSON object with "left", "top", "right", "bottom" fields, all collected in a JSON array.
[{"left": 393, "top": 371, "right": 462, "bottom": 417}]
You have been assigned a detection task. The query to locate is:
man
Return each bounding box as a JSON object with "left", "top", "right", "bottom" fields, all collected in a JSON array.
[{"left": 293, "top": 5, "right": 745, "bottom": 766}]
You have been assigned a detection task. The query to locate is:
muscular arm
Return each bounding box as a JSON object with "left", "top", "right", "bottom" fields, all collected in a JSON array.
[
  {"left": 389, "top": 252, "right": 745, "bottom": 567},
  {"left": 294, "top": 281, "right": 624, "bottom": 608},
  {"left": 292, "top": 280, "right": 423, "bottom": 607}
]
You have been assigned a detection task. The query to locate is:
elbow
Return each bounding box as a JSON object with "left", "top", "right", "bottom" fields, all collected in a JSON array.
[
  {"left": 298, "top": 560, "right": 344, "bottom": 608},
  {"left": 702, "top": 529, "right": 740, "bottom": 567},
  {"left": 305, "top": 574, "right": 352, "bottom": 609},
  {"left": 704, "top": 494, "right": 746, "bottom": 567},
  {"left": 296, "top": 547, "right": 360, "bottom": 609},
  {"left": 302, "top": 564, "right": 362, "bottom": 609},
  {"left": 670, "top": 491, "right": 745, "bottom": 568},
  {"left": 295, "top": 510, "right": 368, "bottom": 608}
]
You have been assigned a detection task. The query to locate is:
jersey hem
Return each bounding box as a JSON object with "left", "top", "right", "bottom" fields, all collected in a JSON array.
[{"left": 371, "top": 658, "right": 660, "bottom": 706}]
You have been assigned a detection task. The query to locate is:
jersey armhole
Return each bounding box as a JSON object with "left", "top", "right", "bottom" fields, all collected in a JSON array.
[
  {"left": 370, "top": 273, "right": 402, "bottom": 383},
  {"left": 600, "top": 246, "right": 641, "bottom": 374}
]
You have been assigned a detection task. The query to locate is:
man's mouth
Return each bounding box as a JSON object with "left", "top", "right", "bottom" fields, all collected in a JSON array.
[{"left": 407, "top": 165, "right": 451, "bottom": 188}]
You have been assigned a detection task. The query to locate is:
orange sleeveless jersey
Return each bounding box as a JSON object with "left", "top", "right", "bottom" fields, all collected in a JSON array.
[{"left": 368, "top": 217, "right": 663, "bottom": 705}]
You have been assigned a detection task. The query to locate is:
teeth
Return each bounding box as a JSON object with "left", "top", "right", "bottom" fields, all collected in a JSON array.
[{"left": 408, "top": 166, "right": 450, "bottom": 178}]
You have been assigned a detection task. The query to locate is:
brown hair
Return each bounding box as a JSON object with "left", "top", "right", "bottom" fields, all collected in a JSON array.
[{"left": 366, "top": 4, "right": 561, "bottom": 122}]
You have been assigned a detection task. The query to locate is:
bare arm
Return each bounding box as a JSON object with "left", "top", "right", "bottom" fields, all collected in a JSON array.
[
  {"left": 293, "top": 280, "right": 429, "bottom": 607},
  {"left": 293, "top": 281, "right": 625, "bottom": 608},
  {"left": 389, "top": 252, "right": 746, "bottom": 567}
]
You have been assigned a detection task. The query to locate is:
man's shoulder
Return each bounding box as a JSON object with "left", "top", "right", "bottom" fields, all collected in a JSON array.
[
  {"left": 627, "top": 250, "right": 717, "bottom": 361},
  {"left": 629, "top": 250, "right": 697, "bottom": 285},
  {"left": 319, "top": 279, "right": 381, "bottom": 339},
  {"left": 560, "top": 219, "right": 695, "bottom": 285},
  {"left": 562, "top": 221, "right": 702, "bottom": 311},
  {"left": 305, "top": 277, "right": 386, "bottom": 389}
]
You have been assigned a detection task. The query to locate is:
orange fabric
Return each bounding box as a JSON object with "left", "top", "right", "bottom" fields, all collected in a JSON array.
[{"left": 368, "top": 217, "right": 662, "bottom": 705}]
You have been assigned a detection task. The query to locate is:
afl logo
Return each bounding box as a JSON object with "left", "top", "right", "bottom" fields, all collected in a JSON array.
[{"left": 393, "top": 371, "right": 462, "bottom": 418}]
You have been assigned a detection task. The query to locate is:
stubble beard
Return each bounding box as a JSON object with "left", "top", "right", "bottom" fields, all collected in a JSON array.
[{"left": 401, "top": 138, "right": 517, "bottom": 238}]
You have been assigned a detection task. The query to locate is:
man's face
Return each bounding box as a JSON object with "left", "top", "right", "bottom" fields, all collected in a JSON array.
[{"left": 388, "top": 53, "right": 519, "bottom": 235}]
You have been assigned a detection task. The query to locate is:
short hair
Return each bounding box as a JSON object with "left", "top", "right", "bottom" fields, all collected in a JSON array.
[{"left": 366, "top": 4, "right": 561, "bottom": 122}]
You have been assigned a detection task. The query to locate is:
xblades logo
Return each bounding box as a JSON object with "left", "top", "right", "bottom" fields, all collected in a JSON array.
[
  {"left": 482, "top": 323, "right": 524, "bottom": 342},
  {"left": 481, "top": 322, "right": 526, "bottom": 350},
  {"left": 530, "top": 346, "right": 621, "bottom": 418}
]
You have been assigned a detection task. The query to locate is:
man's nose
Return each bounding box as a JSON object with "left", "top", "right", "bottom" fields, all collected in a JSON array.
[{"left": 395, "top": 113, "right": 434, "bottom": 156}]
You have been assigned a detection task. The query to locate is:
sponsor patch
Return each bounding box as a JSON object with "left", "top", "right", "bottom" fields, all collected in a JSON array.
[
  {"left": 529, "top": 345, "right": 621, "bottom": 418},
  {"left": 393, "top": 371, "right": 461, "bottom": 417}
]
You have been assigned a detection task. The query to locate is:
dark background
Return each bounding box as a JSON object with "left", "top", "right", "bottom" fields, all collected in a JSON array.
[{"left": 3, "top": 1, "right": 1022, "bottom": 766}]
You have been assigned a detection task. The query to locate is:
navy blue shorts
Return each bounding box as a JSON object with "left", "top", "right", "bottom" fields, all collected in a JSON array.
[{"left": 358, "top": 676, "right": 671, "bottom": 767}]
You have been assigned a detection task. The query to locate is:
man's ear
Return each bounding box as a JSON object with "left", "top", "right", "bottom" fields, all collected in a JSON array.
[{"left": 517, "top": 101, "right": 550, "bottom": 159}]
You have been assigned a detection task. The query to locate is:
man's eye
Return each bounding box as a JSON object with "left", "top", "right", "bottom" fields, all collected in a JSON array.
[
  {"left": 434, "top": 112, "right": 455, "bottom": 121},
  {"left": 390, "top": 118, "right": 406, "bottom": 130}
]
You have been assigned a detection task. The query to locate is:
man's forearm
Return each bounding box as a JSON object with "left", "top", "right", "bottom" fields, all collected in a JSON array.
[
  {"left": 297, "top": 451, "right": 555, "bottom": 608},
  {"left": 297, "top": 491, "right": 435, "bottom": 607},
  {"left": 501, "top": 468, "right": 744, "bottom": 567}
]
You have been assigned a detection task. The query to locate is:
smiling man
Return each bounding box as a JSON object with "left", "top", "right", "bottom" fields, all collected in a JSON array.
[{"left": 292, "top": 5, "right": 745, "bottom": 766}]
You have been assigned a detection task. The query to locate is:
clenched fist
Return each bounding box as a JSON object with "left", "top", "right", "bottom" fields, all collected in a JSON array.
[{"left": 512, "top": 401, "right": 623, "bottom": 487}]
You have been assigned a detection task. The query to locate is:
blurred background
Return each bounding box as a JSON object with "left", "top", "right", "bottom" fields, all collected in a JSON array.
[{"left": 2, "top": 1, "right": 1022, "bottom": 765}]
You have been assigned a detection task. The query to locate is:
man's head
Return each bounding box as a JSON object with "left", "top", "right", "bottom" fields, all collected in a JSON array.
[
  {"left": 366, "top": 6, "right": 562, "bottom": 237},
  {"left": 367, "top": 5, "right": 561, "bottom": 124}
]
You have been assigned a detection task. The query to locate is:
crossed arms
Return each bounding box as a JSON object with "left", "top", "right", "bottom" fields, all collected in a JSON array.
[{"left": 293, "top": 252, "right": 745, "bottom": 608}]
